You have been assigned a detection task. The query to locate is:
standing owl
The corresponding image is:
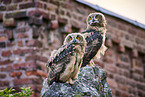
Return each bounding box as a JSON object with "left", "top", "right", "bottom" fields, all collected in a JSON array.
[
  {"left": 81, "top": 12, "right": 107, "bottom": 67},
  {"left": 46, "top": 33, "right": 86, "bottom": 85}
]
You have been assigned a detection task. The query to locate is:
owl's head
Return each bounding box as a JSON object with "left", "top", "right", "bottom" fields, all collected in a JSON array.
[
  {"left": 87, "top": 12, "right": 106, "bottom": 29},
  {"left": 64, "top": 33, "right": 86, "bottom": 46}
]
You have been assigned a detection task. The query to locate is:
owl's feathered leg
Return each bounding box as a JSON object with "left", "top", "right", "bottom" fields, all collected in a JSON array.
[
  {"left": 67, "top": 78, "right": 75, "bottom": 84},
  {"left": 88, "top": 60, "right": 95, "bottom": 67}
]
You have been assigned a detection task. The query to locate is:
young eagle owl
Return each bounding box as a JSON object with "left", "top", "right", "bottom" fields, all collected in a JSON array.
[
  {"left": 81, "top": 12, "right": 107, "bottom": 67},
  {"left": 47, "top": 33, "right": 86, "bottom": 85}
]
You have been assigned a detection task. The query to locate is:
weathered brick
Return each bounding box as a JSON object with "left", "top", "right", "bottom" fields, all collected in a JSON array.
[
  {"left": 1, "top": 50, "right": 12, "bottom": 57},
  {"left": 35, "top": 2, "right": 43, "bottom": 8},
  {"left": 107, "top": 72, "right": 114, "bottom": 79},
  {"left": 18, "top": 40, "right": 23, "bottom": 47},
  {"left": 48, "top": 20, "right": 58, "bottom": 29},
  {"left": 13, "top": 62, "right": 36, "bottom": 70},
  {"left": 137, "top": 31, "right": 145, "bottom": 39},
  {"left": 0, "top": 59, "right": 13, "bottom": 65},
  {"left": 26, "top": 70, "right": 47, "bottom": 78},
  {"left": 0, "top": 66, "right": 13, "bottom": 72},
  {"left": 115, "top": 90, "right": 121, "bottom": 96},
  {"left": 0, "top": 35, "right": 8, "bottom": 42},
  {"left": 16, "top": 26, "right": 30, "bottom": 33},
  {"left": 25, "top": 55, "right": 48, "bottom": 63},
  {"left": 128, "top": 28, "right": 136, "bottom": 35},
  {"left": 112, "top": 37, "right": 121, "bottom": 44},
  {"left": 31, "top": 85, "right": 42, "bottom": 92},
  {"left": 10, "top": 71, "right": 22, "bottom": 78},
  {"left": 50, "top": 0, "right": 59, "bottom": 5},
  {"left": 137, "top": 83, "right": 145, "bottom": 91},
  {"left": 28, "top": 10, "right": 42, "bottom": 17},
  {"left": 118, "top": 24, "right": 127, "bottom": 31},
  {"left": 105, "top": 39, "right": 113, "bottom": 48},
  {"left": 71, "top": 20, "right": 80, "bottom": 29},
  {"left": 107, "top": 78, "right": 118, "bottom": 88},
  {"left": 31, "top": 93, "right": 41, "bottom": 97},
  {"left": 0, "top": 13, "right": 3, "bottom": 21},
  {"left": 17, "top": 21, "right": 26, "bottom": 27},
  {"left": 17, "top": 33, "right": 28, "bottom": 38},
  {"left": 29, "top": 17, "right": 42, "bottom": 25},
  {"left": 13, "top": 0, "right": 22, "bottom": 3},
  {"left": 14, "top": 78, "right": 42, "bottom": 85},
  {"left": 3, "top": 0, "right": 11, "bottom": 4},
  {"left": 0, "top": 80, "right": 9, "bottom": 87},
  {"left": 118, "top": 83, "right": 127, "bottom": 91},
  {"left": 122, "top": 92, "right": 129, "bottom": 97},
  {"left": 105, "top": 65, "right": 117, "bottom": 73},
  {"left": 132, "top": 59, "right": 142, "bottom": 68},
  {"left": 58, "top": 17, "right": 68, "bottom": 24},
  {"left": 115, "top": 75, "right": 126, "bottom": 84},
  {"left": 0, "top": 6, "right": 6, "bottom": 11},
  {"left": 19, "top": 2, "right": 36, "bottom": 9},
  {"left": 6, "top": 11, "right": 27, "bottom": 19},
  {"left": 26, "top": 40, "right": 42, "bottom": 47},
  {"left": 104, "top": 49, "right": 113, "bottom": 57},
  {"left": 4, "top": 30, "right": 13, "bottom": 39},
  {"left": 117, "top": 44, "right": 125, "bottom": 53},
  {"left": 7, "top": 41, "right": 15, "bottom": 47},
  {"left": 3, "top": 18, "right": 16, "bottom": 27},
  {"left": 0, "top": 42, "right": 6, "bottom": 48},
  {"left": 32, "top": 26, "right": 39, "bottom": 38},
  {"left": 117, "top": 54, "right": 130, "bottom": 64},
  {"left": 107, "top": 20, "right": 117, "bottom": 27},
  {"left": 104, "top": 57, "right": 114, "bottom": 64},
  {"left": 0, "top": 74, "right": 6, "bottom": 79},
  {"left": 14, "top": 11, "right": 27, "bottom": 19},
  {"left": 13, "top": 48, "right": 37, "bottom": 55},
  {"left": 138, "top": 90, "right": 144, "bottom": 97},
  {"left": 7, "top": 4, "right": 17, "bottom": 11}
]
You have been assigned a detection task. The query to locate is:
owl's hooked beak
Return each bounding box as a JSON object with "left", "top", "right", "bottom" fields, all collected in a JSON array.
[
  {"left": 72, "top": 39, "right": 77, "bottom": 44},
  {"left": 90, "top": 19, "right": 99, "bottom": 26}
]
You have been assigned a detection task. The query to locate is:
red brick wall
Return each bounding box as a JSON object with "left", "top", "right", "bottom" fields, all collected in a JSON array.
[{"left": 0, "top": 0, "right": 145, "bottom": 97}]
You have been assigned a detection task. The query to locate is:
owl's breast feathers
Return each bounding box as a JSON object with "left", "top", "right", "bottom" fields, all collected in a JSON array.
[
  {"left": 47, "top": 43, "right": 81, "bottom": 68},
  {"left": 81, "top": 29, "right": 103, "bottom": 67}
]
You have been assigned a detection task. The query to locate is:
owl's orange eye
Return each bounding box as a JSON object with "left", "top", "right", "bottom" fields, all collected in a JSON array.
[
  {"left": 69, "top": 37, "right": 72, "bottom": 41},
  {"left": 88, "top": 16, "right": 91, "bottom": 20},
  {"left": 95, "top": 16, "right": 99, "bottom": 19},
  {"left": 76, "top": 37, "right": 79, "bottom": 40}
]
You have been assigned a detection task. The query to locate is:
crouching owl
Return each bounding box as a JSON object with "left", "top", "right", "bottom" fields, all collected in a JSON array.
[
  {"left": 82, "top": 12, "right": 107, "bottom": 67},
  {"left": 46, "top": 33, "right": 86, "bottom": 85}
]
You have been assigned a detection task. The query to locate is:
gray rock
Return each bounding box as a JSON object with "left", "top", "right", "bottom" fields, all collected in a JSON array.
[{"left": 41, "top": 66, "right": 112, "bottom": 97}]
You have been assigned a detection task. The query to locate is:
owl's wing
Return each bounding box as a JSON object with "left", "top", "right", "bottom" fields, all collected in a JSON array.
[
  {"left": 81, "top": 30, "right": 103, "bottom": 67},
  {"left": 47, "top": 44, "right": 75, "bottom": 85}
]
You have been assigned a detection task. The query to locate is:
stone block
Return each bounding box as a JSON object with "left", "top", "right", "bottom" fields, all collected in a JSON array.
[
  {"left": 14, "top": 78, "right": 42, "bottom": 85},
  {"left": 0, "top": 66, "right": 12, "bottom": 72},
  {"left": 0, "top": 80, "right": 9, "bottom": 87},
  {"left": 19, "top": 2, "right": 36, "bottom": 9},
  {"left": 0, "top": 59, "right": 13, "bottom": 65},
  {"left": 0, "top": 6, "right": 6, "bottom": 11},
  {"left": 0, "top": 35, "right": 8, "bottom": 42},
  {"left": 118, "top": 44, "right": 125, "bottom": 53},
  {"left": 3, "top": 18, "right": 16, "bottom": 27},
  {"left": 105, "top": 39, "right": 113, "bottom": 48},
  {"left": 13, "top": 62, "right": 36, "bottom": 70},
  {"left": 10, "top": 72, "right": 22, "bottom": 78},
  {"left": 1, "top": 50, "right": 12, "bottom": 57},
  {"left": 0, "top": 74, "right": 7, "bottom": 79},
  {"left": 7, "top": 4, "right": 17, "bottom": 11}
]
